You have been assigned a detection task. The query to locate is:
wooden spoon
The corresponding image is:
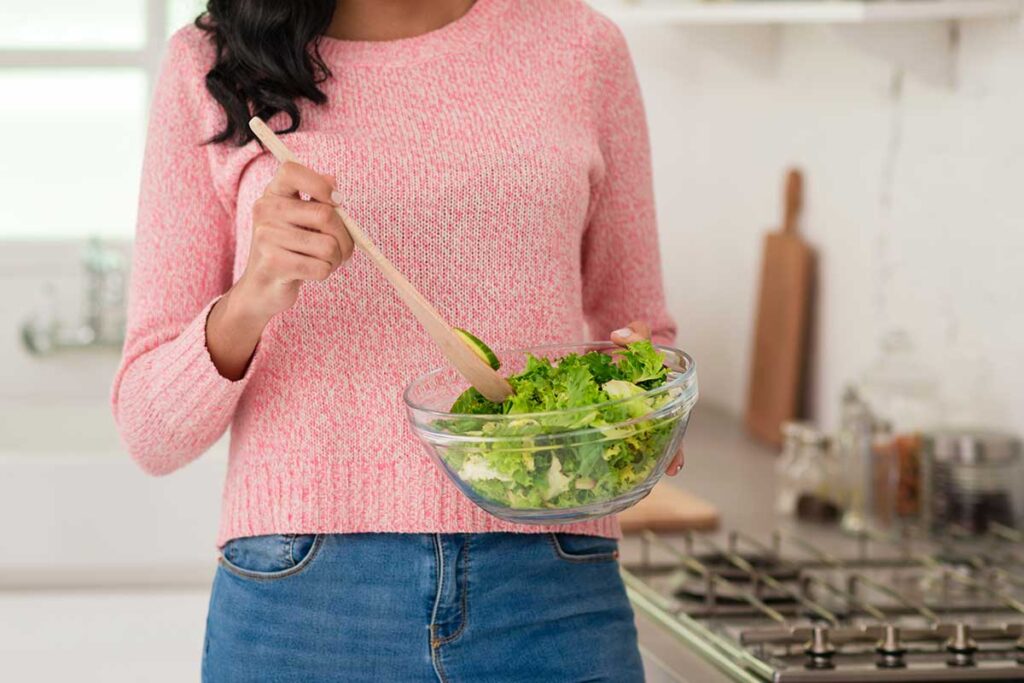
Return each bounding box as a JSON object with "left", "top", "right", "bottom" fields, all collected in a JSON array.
[{"left": 248, "top": 117, "right": 513, "bottom": 402}]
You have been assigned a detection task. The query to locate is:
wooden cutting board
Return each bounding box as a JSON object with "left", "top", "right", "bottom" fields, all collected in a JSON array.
[
  {"left": 745, "top": 168, "right": 815, "bottom": 447},
  {"left": 619, "top": 483, "right": 720, "bottom": 533}
]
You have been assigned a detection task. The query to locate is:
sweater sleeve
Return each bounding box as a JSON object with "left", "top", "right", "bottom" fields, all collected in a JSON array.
[
  {"left": 580, "top": 16, "right": 677, "bottom": 346},
  {"left": 111, "top": 29, "right": 258, "bottom": 476}
]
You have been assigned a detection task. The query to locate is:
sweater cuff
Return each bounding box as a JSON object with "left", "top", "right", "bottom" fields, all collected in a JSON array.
[
  {"left": 147, "top": 297, "right": 264, "bottom": 416},
  {"left": 184, "top": 295, "right": 264, "bottom": 384}
]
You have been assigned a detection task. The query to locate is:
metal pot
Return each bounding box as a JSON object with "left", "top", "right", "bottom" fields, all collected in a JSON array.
[{"left": 921, "top": 430, "right": 1023, "bottom": 535}]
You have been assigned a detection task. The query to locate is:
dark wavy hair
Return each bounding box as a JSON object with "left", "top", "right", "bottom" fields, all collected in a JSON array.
[{"left": 196, "top": 1, "right": 337, "bottom": 146}]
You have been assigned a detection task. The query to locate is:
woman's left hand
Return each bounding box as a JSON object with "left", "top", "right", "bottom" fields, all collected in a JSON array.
[{"left": 611, "top": 320, "right": 685, "bottom": 477}]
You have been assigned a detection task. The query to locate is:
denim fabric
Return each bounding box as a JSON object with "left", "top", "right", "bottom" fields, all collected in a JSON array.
[{"left": 203, "top": 533, "right": 643, "bottom": 682}]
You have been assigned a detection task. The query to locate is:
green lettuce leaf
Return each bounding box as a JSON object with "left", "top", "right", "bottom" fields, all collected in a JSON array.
[{"left": 439, "top": 341, "right": 682, "bottom": 511}]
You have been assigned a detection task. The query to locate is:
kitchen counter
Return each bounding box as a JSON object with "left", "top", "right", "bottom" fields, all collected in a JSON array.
[
  {"left": 623, "top": 405, "right": 781, "bottom": 683},
  {"left": 649, "top": 404, "right": 780, "bottom": 534}
]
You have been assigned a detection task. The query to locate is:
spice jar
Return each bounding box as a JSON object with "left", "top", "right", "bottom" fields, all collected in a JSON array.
[
  {"left": 858, "top": 330, "right": 939, "bottom": 528},
  {"left": 871, "top": 421, "right": 897, "bottom": 527}
]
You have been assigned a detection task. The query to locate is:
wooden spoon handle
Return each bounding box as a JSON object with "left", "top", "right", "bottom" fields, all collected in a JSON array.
[{"left": 247, "top": 117, "right": 513, "bottom": 402}]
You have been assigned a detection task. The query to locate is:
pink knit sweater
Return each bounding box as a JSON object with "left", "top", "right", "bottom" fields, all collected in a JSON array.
[{"left": 112, "top": 0, "right": 675, "bottom": 546}]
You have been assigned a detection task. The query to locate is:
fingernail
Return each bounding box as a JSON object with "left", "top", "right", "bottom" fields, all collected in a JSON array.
[
  {"left": 612, "top": 327, "right": 633, "bottom": 338},
  {"left": 330, "top": 191, "right": 343, "bottom": 205}
]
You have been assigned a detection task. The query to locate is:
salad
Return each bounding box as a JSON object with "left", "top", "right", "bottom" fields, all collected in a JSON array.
[{"left": 437, "top": 338, "right": 682, "bottom": 510}]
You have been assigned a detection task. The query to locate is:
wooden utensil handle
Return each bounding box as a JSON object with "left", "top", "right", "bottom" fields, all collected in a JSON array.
[{"left": 783, "top": 168, "right": 802, "bottom": 234}]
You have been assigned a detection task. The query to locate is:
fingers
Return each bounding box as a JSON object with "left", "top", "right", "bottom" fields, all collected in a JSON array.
[
  {"left": 265, "top": 161, "right": 338, "bottom": 205},
  {"left": 666, "top": 447, "right": 685, "bottom": 476},
  {"left": 610, "top": 320, "right": 652, "bottom": 346},
  {"left": 275, "top": 249, "right": 334, "bottom": 282},
  {"left": 245, "top": 162, "right": 351, "bottom": 298},
  {"left": 261, "top": 222, "right": 345, "bottom": 270},
  {"left": 255, "top": 240, "right": 334, "bottom": 283},
  {"left": 253, "top": 196, "right": 355, "bottom": 261}
]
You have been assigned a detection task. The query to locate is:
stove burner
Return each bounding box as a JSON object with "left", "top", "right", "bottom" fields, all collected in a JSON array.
[
  {"left": 686, "top": 552, "right": 799, "bottom": 583},
  {"left": 672, "top": 552, "right": 801, "bottom": 605}
]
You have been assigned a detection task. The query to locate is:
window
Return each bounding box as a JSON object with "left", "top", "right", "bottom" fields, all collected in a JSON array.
[{"left": 0, "top": 0, "right": 206, "bottom": 239}]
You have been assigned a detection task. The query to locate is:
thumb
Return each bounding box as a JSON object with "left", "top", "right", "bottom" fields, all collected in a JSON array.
[{"left": 610, "top": 320, "right": 651, "bottom": 346}]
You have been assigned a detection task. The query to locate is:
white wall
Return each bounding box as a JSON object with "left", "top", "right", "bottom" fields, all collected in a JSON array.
[{"left": 626, "top": 17, "right": 1024, "bottom": 431}]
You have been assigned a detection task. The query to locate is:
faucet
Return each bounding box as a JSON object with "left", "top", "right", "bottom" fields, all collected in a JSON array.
[{"left": 21, "top": 239, "right": 126, "bottom": 355}]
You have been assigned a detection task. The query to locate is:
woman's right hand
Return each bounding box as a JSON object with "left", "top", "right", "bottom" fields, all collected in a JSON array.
[
  {"left": 232, "top": 161, "right": 355, "bottom": 320},
  {"left": 206, "top": 161, "right": 354, "bottom": 380}
]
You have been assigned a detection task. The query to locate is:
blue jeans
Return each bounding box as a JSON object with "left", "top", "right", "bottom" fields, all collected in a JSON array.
[{"left": 202, "top": 533, "right": 643, "bottom": 682}]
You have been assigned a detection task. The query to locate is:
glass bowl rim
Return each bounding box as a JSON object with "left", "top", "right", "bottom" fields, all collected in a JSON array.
[{"left": 403, "top": 341, "right": 696, "bottom": 422}]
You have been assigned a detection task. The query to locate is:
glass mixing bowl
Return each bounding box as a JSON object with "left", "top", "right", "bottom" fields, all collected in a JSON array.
[{"left": 404, "top": 342, "right": 698, "bottom": 524}]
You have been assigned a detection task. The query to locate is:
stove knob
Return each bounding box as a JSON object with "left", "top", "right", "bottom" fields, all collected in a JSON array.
[
  {"left": 804, "top": 627, "right": 836, "bottom": 670},
  {"left": 943, "top": 623, "right": 977, "bottom": 668},
  {"left": 875, "top": 625, "right": 907, "bottom": 669}
]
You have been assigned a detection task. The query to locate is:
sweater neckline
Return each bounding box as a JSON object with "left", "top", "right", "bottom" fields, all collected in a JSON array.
[{"left": 316, "top": 0, "right": 507, "bottom": 67}]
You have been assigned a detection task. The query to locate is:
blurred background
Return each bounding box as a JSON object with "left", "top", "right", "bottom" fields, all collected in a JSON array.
[{"left": 2, "top": 0, "right": 1023, "bottom": 681}]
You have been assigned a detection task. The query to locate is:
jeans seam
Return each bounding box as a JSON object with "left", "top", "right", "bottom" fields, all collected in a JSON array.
[
  {"left": 547, "top": 533, "right": 620, "bottom": 564},
  {"left": 286, "top": 533, "right": 297, "bottom": 566},
  {"left": 218, "top": 534, "right": 325, "bottom": 581},
  {"left": 432, "top": 652, "right": 449, "bottom": 683},
  {"left": 429, "top": 534, "right": 448, "bottom": 683},
  {"left": 436, "top": 535, "right": 470, "bottom": 645}
]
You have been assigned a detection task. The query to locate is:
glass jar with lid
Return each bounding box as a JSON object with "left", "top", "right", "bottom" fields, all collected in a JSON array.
[{"left": 776, "top": 422, "right": 840, "bottom": 523}]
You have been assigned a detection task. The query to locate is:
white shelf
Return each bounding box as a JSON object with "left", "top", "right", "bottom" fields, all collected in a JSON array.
[{"left": 592, "top": 0, "right": 1023, "bottom": 25}]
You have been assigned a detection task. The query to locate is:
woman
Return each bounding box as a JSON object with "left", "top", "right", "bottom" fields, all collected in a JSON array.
[{"left": 113, "top": 0, "right": 683, "bottom": 680}]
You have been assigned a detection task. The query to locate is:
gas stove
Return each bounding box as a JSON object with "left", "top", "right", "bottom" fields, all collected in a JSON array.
[{"left": 621, "top": 523, "right": 1024, "bottom": 681}]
